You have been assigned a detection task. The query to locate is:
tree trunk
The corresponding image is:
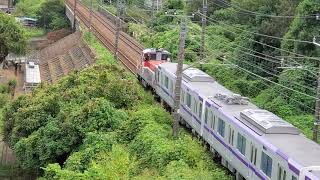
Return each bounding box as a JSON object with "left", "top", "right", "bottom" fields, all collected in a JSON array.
[{"left": 0, "top": 45, "right": 9, "bottom": 65}]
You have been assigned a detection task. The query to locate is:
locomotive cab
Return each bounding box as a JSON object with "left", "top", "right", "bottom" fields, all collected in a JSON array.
[
  {"left": 138, "top": 48, "right": 171, "bottom": 89},
  {"left": 143, "top": 48, "right": 170, "bottom": 62}
]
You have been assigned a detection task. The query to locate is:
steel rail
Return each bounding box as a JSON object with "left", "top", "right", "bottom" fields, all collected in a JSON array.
[
  {"left": 66, "top": 0, "right": 143, "bottom": 75},
  {"left": 66, "top": 1, "right": 138, "bottom": 74}
]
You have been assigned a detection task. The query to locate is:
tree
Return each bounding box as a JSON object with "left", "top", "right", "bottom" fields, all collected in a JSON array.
[
  {"left": 0, "top": 13, "right": 27, "bottom": 65},
  {"left": 37, "top": 0, "right": 70, "bottom": 30}
]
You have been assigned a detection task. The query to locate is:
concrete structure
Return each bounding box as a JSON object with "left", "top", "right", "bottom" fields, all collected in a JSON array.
[
  {"left": 0, "top": 0, "right": 13, "bottom": 12},
  {"left": 23, "top": 62, "right": 41, "bottom": 91}
]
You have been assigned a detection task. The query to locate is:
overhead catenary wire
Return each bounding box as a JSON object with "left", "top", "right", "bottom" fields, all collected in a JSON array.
[
  {"left": 197, "top": 12, "right": 320, "bottom": 62},
  {"left": 188, "top": 25, "right": 312, "bottom": 75},
  {"left": 188, "top": 29, "right": 317, "bottom": 99},
  {"left": 186, "top": 50, "right": 317, "bottom": 111},
  {"left": 191, "top": 26, "right": 316, "bottom": 82},
  {"left": 214, "top": 0, "right": 317, "bottom": 19},
  {"left": 205, "top": 2, "right": 317, "bottom": 45},
  {"left": 243, "top": 71, "right": 316, "bottom": 113},
  {"left": 224, "top": 60, "right": 317, "bottom": 100}
]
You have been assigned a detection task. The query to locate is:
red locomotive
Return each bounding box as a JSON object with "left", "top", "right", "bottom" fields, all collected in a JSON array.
[{"left": 138, "top": 48, "right": 170, "bottom": 89}]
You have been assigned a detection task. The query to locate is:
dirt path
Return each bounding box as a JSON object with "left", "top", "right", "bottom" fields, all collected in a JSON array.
[{"left": 0, "top": 66, "right": 25, "bottom": 97}]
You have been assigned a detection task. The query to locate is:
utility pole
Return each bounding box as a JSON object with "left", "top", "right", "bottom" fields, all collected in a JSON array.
[
  {"left": 151, "top": 0, "right": 155, "bottom": 22},
  {"left": 200, "top": 0, "right": 207, "bottom": 61},
  {"left": 156, "top": 0, "right": 159, "bottom": 12},
  {"left": 73, "top": 0, "right": 78, "bottom": 32},
  {"left": 313, "top": 15, "right": 320, "bottom": 143},
  {"left": 314, "top": 67, "right": 320, "bottom": 143},
  {"left": 114, "top": 0, "right": 124, "bottom": 60},
  {"left": 173, "top": 18, "right": 188, "bottom": 138},
  {"left": 89, "top": 0, "right": 93, "bottom": 31}
]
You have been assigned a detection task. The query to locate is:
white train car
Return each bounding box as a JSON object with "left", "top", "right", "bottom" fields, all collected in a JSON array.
[{"left": 153, "top": 62, "right": 320, "bottom": 180}]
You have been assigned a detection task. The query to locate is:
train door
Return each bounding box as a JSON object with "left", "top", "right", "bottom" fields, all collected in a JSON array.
[
  {"left": 248, "top": 143, "right": 257, "bottom": 179},
  {"left": 277, "top": 164, "right": 287, "bottom": 180},
  {"left": 228, "top": 126, "right": 235, "bottom": 146},
  {"left": 156, "top": 52, "right": 162, "bottom": 61}
]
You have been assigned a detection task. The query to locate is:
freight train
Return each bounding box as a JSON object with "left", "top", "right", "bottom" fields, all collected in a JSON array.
[{"left": 137, "top": 48, "right": 320, "bottom": 180}]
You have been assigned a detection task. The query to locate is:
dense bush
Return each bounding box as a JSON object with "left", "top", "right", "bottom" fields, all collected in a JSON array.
[
  {"left": 2, "top": 33, "right": 231, "bottom": 179},
  {"left": 126, "top": 0, "right": 319, "bottom": 138},
  {"left": 37, "top": 0, "right": 70, "bottom": 30}
]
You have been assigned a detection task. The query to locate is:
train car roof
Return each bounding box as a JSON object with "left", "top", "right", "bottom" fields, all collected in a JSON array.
[
  {"left": 159, "top": 62, "right": 320, "bottom": 176},
  {"left": 143, "top": 48, "right": 170, "bottom": 54}
]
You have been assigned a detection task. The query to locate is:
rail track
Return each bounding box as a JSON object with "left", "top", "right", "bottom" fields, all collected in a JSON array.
[{"left": 65, "top": 0, "right": 144, "bottom": 75}]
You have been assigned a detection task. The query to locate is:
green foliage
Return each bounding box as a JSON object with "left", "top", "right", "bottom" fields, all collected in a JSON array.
[
  {"left": 23, "top": 27, "right": 46, "bottom": 40},
  {"left": 3, "top": 63, "right": 149, "bottom": 170},
  {"left": 15, "top": 0, "right": 46, "bottom": 17},
  {"left": 165, "top": 0, "right": 186, "bottom": 10},
  {"left": 8, "top": 79, "right": 17, "bottom": 88},
  {"left": 83, "top": 32, "right": 117, "bottom": 65},
  {"left": 0, "top": 94, "right": 10, "bottom": 109},
  {"left": 40, "top": 106, "right": 230, "bottom": 179},
  {"left": 0, "top": 84, "right": 9, "bottom": 94},
  {"left": 37, "top": 0, "right": 70, "bottom": 30},
  {"left": 2, "top": 27, "right": 230, "bottom": 178},
  {"left": 0, "top": 13, "right": 27, "bottom": 63}
]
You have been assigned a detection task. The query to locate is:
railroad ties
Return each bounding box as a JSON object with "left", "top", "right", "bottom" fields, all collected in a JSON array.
[{"left": 65, "top": 0, "right": 143, "bottom": 75}]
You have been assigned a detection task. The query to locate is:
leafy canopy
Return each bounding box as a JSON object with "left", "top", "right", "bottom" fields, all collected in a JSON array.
[{"left": 0, "top": 13, "right": 27, "bottom": 63}]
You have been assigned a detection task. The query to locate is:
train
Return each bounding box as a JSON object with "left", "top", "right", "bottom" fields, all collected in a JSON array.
[{"left": 137, "top": 48, "right": 320, "bottom": 180}]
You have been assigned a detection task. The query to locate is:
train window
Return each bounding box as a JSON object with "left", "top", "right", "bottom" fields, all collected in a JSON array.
[
  {"left": 160, "top": 73, "right": 164, "bottom": 85},
  {"left": 198, "top": 102, "right": 203, "bottom": 118},
  {"left": 150, "top": 53, "right": 156, "bottom": 60},
  {"left": 193, "top": 98, "right": 198, "bottom": 115},
  {"left": 291, "top": 176, "right": 297, "bottom": 180},
  {"left": 168, "top": 80, "right": 173, "bottom": 93},
  {"left": 211, "top": 112, "right": 215, "bottom": 130},
  {"left": 250, "top": 145, "right": 257, "bottom": 165},
  {"left": 156, "top": 71, "right": 159, "bottom": 82},
  {"left": 186, "top": 93, "right": 191, "bottom": 108},
  {"left": 161, "top": 54, "right": 168, "bottom": 60},
  {"left": 164, "top": 76, "right": 169, "bottom": 89},
  {"left": 181, "top": 90, "right": 185, "bottom": 104},
  {"left": 228, "top": 126, "right": 234, "bottom": 146},
  {"left": 218, "top": 118, "right": 225, "bottom": 137},
  {"left": 261, "top": 151, "right": 273, "bottom": 178},
  {"left": 144, "top": 53, "right": 150, "bottom": 61},
  {"left": 278, "top": 165, "right": 287, "bottom": 180},
  {"left": 204, "top": 108, "right": 208, "bottom": 124},
  {"left": 237, "top": 133, "right": 246, "bottom": 155}
]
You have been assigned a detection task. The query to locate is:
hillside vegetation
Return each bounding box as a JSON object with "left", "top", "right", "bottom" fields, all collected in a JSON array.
[
  {"left": 15, "top": 0, "right": 70, "bottom": 31},
  {"left": 122, "top": 0, "right": 320, "bottom": 138},
  {"left": 2, "top": 33, "right": 231, "bottom": 179}
]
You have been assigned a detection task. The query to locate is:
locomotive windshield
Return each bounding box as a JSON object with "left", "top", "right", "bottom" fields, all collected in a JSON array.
[
  {"left": 161, "top": 54, "right": 169, "bottom": 60},
  {"left": 143, "top": 49, "right": 170, "bottom": 61}
]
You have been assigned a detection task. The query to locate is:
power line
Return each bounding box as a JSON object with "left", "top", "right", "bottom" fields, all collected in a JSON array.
[
  {"left": 187, "top": 27, "right": 318, "bottom": 99},
  {"left": 197, "top": 12, "right": 320, "bottom": 62},
  {"left": 188, "top": 25, "right": 297, "bottom": 73},
  {"left": 205, "top": 2, "right": 316, "bottom": 45},
  {"left": 188, "top": 28, "right": 318, "bottom": 95},
  {"left": 224, "top": 60, "right": 317, "bottom": 100},
  {"left": 193, "top": 55, "right": 316, "bottom": 112},
  {"left": 245, "top": 72, "right": 316, "bottom": 113},
  {"left": 215, "top": 0, "right": 317, "bottom": 19}
]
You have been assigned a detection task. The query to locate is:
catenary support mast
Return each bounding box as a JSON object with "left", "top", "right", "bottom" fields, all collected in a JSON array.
[
  {"left": 89, "top": 0, "right": 93, "bottom": 31},
  {"left": 313, "top": 35, "right": 320, "bottom": 143},
  {"left": 173, "top": 18, "right": 187, "bottom": 138},
  {"left": 200, "top": 0, "right": 207, "bottom": 61},
  {"left": 115, "top": 0, "right": 124, "bottom": 60},
  {"left": 73, "top": 0, "right": 78, "bottom": 32}
]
